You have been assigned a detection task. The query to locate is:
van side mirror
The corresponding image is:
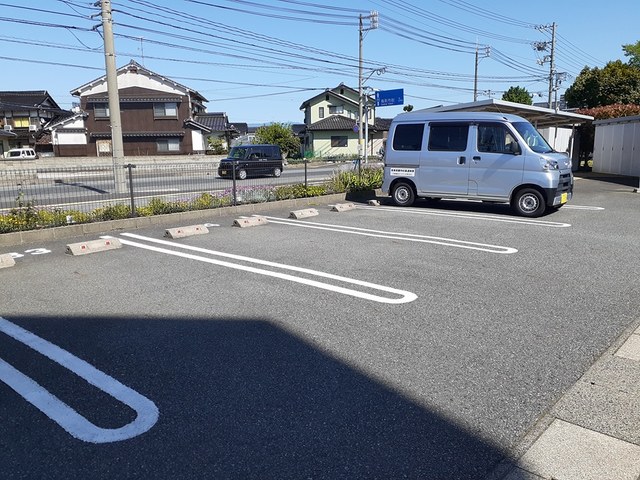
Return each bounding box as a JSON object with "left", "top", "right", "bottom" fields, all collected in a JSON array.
[{"left": 507, "top": 142, "right": 521, "bottom": 155}]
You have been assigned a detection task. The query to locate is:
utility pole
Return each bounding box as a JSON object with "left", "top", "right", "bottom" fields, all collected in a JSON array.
[
  {"left": 100, "top": 0, "right": 126, "bottom": 193},
  {"left": 547, "top": 22, "right": 556, "bottom": 109},
  {"left": 357, "top": 11, "right": 378, "bottom": 166},
  {"left": 358, "top": 15, "right": 363, "bottom": 161},
  {"left": 473, "top": 46, "right": 490, "bottom": 102},
  {"left": 534, "top": 23, "right": 557, "bottom": 109}
]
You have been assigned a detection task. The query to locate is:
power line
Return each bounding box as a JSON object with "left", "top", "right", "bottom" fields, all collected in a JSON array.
[{"left": 182, "top": 0, "right": 357, "bottom": 26}]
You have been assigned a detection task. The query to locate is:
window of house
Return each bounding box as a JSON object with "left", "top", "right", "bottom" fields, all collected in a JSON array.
[
  {"left": 154, "top": 102, "right": 178, "bottom": 118},
  {"left": 157, "top": 138, "right": 180, "bottom": 152},
  {"left": 329, "top": 105, "right": 344, "bottom": 115},
  {"left": 13, "top": 117, "right": 30, "bottom": 128},
  {"left": 319, "top": 107, "right": 324, "bottom": 118},
  {"left": 331, "top": 136, "right": 348, "bottom": 147},
  {"left": 325, "top": 95, "right": 330, "bottom": 101},
  {"left": 392, "top": 123, "right": 425, "bottom": 151},
  {"left": 428, "top": 124, "right": 469, "bottom": 152},
  {"left": 94, "top": 104, "right": 110, "bottom": 118}
]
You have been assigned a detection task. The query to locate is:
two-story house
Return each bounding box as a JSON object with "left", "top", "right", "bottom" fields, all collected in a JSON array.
[
  {"left": 55, "top": 60, "right": 211, "bottom": 157},
  {"left": 299, "top": 84, "right": 387, "bottom": 158},
  {"left": 0, "top": 91, "right": 66, "bottom": 156}
]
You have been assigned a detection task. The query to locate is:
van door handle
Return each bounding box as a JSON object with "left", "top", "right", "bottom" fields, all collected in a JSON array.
[
  {"left": 473, "top": 156, "right": 481, "bottom": 161},
  {"left": 457, "top": 156, "right": 466, "bottom": 165}
]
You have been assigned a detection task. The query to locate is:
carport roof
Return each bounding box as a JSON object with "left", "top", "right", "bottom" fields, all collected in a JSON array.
[{"left": 424, "top": 99, "right": 593, "bottom": 128}]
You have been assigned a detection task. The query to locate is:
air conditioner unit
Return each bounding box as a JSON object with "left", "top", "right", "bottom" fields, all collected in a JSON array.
[
  {"left": 3, "top": 125, "right": 12, "bottom": 131},
  {"left": 29, "top": 125, "right": 37, "bottom": 132}
]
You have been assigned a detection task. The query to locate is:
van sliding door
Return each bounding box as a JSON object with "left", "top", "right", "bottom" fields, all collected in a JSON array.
[{"left": 418, "top": 123, "right": 470, "bottom": 195}]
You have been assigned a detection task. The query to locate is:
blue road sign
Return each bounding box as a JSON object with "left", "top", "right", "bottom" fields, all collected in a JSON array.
[{"left": 375, "top": 89, "right": 404, "bottom": 107}]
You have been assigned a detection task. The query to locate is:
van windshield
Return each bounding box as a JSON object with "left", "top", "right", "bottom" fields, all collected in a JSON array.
[
  {"left": 228, "top": 147, "right": 247, "bottom": 159},
  {"left": 512, "top": 122, "right": 554, "bottom": 154}
]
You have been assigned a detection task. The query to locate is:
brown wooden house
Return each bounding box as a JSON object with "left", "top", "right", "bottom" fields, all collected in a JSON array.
[{"left": 58, "top": 60, "right": 210, "bottom": 157}]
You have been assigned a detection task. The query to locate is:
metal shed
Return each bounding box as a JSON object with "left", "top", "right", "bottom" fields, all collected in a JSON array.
[{"left": 593, "top": 115, "right": 640, "bottom": 178}]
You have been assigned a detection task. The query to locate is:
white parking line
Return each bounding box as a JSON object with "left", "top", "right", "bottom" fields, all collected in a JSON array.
[
  {"left": 260, "top": 215, "right": 517, "bottom": 254},
  {"left": 111, "top": 233, "right": 417, "bottom": 304},
  {"left": 0, "top": 317, "right": 159, "bottom": 444},
  {"left": 358, "top": 205, "right": 572, "bottom": 227},
  {"left": 562, "top": 205, "right": 605, "bottom": 211}
]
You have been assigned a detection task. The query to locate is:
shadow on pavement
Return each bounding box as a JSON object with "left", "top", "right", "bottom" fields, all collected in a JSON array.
[
  {"left": 0, "top": 315, "right": 529, "bottom": 480},
  {"left": 574, "top": 171, "right": 639, "bottom": 188}
]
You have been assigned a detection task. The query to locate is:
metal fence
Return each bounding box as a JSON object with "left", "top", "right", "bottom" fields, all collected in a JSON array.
[{"left": 0, "top": 160, "right": 346, "bottom": 231}]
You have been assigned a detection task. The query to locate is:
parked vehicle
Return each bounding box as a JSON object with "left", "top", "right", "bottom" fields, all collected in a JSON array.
[
  {"left": 381, "top": 111, "right": 573, "bottom": 217},
  {"left": 217, "top": 144, "right": 284, "bottom": 180},
  {"left": 3, "top": 147, "right": 38, "bottom": 160}
]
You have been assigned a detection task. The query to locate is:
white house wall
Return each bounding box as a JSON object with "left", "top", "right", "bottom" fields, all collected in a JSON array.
[
  {"left": 80, "top": 71, "right": 185, "bottom": 96},
  {"left": 63, "top": 118, "right": 86, "bottom": 129},
  {"left": 54, "top": 132, "right": 87, "bottom": 145},
  {"left": 310, "top": 132, "right": 359, "bottom": 157},
  {"left": 191, "top": 130, "right": 206, "bottom": 152},
  {"left": 307, "top": 98, "right": 360, "bottom": 125}
]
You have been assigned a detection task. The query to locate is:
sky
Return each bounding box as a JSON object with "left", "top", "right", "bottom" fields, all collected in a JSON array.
[{"left": 1, "top": 0, "right": 638, "bottom": 125}]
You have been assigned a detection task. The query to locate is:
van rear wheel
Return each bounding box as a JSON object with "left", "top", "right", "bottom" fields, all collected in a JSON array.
[
  {"left": 237, "top": 169, "right": 247, "bottom": 180},
  {"left": 512, "top": 188, "right": 545, "bottom": 217},
  {"left": 392, "top": 182, "right": 415, "bottom": 207},
  {"left": 273, "top": 167, "right": 282, "bottom": 177}
]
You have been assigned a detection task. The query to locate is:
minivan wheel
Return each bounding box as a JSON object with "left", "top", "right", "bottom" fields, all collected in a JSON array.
[
  {"left": 513, "top": 188, "right": 546, "bottom": 217},
  {"left": 273, "top": 167, "right": 282, "bottom": 177},
  {"left": 237, "top": 169, "right": 247, "bottom": 180},
  {"left": 392, "top": 182, "right": 415, "bottom": 207}
]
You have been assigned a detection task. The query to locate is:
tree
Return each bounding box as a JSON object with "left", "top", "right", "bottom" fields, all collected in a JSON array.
[
  {"left": 564, "top": 60, "right": 640, "bottom": 108},
  {"left": 253, "top": 122, "right": 301, "bottom": 158},
  {"left": 622, "top": 40, "right": 640, "bottom": 68},
  {"left": 403, "top": 104, "right": 414, "bottom": 112},
  {"left": 502, "top": 86, "right": 532, "bottom": 105},
  {"left": 207, "top": 137, "right": 227, "bottom": 154}
]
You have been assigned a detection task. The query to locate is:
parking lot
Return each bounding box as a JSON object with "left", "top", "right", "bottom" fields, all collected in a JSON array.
[{"left": 1, "top": 174, "right": 639, "bottom": 479}]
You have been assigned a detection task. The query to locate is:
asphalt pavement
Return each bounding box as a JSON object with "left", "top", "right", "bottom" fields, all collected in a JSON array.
[{"left": 1, "top": 171, "right": 639, "bottom": 479}]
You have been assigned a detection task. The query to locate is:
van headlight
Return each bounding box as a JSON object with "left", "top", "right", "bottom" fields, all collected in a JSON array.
[{"left": 540, "top": 158, "right": 559, "bottom": 170}]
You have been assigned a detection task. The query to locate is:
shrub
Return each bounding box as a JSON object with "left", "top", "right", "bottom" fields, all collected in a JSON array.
[
  {"left": 92, "top": 204, "right": 132, "bottom": 221},
  {"left": 274, "top": 184, "right": 327, "bottom": 200},
  {"left": 326, "top": 166, "right": 382, "bottom": 193}
]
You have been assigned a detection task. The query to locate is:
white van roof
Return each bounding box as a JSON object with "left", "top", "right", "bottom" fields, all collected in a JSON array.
[{"left": 391, "top": 111, "right": 527, "bottom": 124}]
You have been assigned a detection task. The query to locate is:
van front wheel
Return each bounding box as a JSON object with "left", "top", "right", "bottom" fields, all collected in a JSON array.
[
  {"left": 392, "top": 182, "right": 415, "bottom": 207},
  {"left": 513, "top": 188, "right": 545, "bottom": 217}
]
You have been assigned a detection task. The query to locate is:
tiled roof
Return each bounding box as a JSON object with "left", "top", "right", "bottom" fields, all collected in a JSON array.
[
  {"left": 374, "top": 117, "right": 393, "bottom": 130},
  {"left": 306, "top": 115, "right": 357, "bottom": 131},
  {"left": 230, "top": 122, "right": 248, "bottom": 135},
  {"left": 291, "top": 123, "right": 306, "bottom": 135},
  {"left": 194, "top": 113, "right": 228, "bottom": 131},
  {"left": 0, "top": 90, "right": 62, "bottom": 111}
]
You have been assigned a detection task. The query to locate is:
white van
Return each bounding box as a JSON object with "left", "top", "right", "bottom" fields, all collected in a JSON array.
[
  {"left": 4, "top": 148, "right": 38, "bottom": 160},
  {"left": 381, "top": 111, "right": 573, "bottom": 217}
]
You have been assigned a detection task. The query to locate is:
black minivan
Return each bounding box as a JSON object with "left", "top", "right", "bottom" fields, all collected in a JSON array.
[{"left": 218, "top": 144, "right": 284, "bottom": 180}]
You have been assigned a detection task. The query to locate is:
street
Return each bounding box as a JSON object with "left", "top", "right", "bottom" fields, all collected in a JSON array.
[{"left": 0, "top": 163, "right": 342, "bottom": 211}]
